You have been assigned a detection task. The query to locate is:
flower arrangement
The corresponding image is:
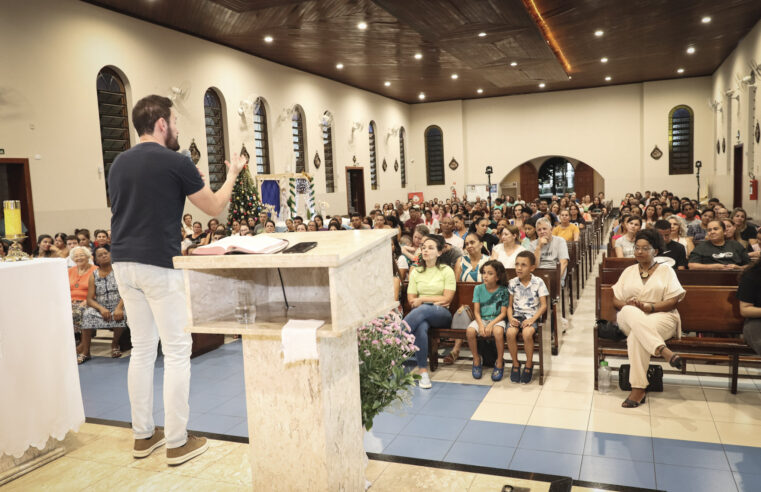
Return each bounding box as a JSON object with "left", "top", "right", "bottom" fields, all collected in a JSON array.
[{"left": 357, "top": 309, "right": 419, "bottom": 430}]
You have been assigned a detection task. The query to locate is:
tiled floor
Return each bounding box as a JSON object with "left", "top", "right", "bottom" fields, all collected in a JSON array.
[{"left": 23, "top": 241, "right": 761, "bottom": 491}]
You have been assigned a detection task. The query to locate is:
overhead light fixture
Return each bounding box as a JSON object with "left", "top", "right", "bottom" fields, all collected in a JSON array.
[
  {"left": 594, "top": 30, "right": 604, "bottom": 37},
  {"left": 600, "top": 57, "right": 608, "bottom": 63},
  {"left": 477, "top": 88, "right": 483, "bottom": 94},
  {"left": 418, "top": 92, "right": 425, "bottom": 100},
  {"left": 357, "top": 22, "right": 368, "bottom": 30},
  {"left": 264, "top": 35, "right": 273, "bottom": 43},
  {"left": 414, "top": 53, "right": 423, "bottom": 60},
  {"left": 510, "top": 61, "right": 518, "bottom": 67},
  {"left": 605, "top": 76, "right": 612, "bottom": 81},
  {"left": 538, "top": 82, "right": 546, "bottom": 88},
  {"left": 384, "top": 81, "right": 391, "bottom": 87},
  {"left": 701, "top": 16, "right": 712, "bottom": 24},
  {"left": 677, "top": 68, "right": 685, "bottom": 74},
  {"left": 686, "top": 46, "right": 696, "bottom": 54},
  {"left": 336, "top": 63, "right": 344, "bottom": 69},
  {"left": 451, "top": 74, "right": 458, "bottom": 80},
  {"left": 478, "top": 32, "right": 487, "bottom": 37}
]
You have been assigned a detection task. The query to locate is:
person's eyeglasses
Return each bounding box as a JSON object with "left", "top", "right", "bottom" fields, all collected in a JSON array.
[{"left": 634, "top": 246, "right": 652, "bottom": 253}]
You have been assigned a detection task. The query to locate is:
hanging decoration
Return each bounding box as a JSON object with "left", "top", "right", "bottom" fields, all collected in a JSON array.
[
  {"left": 449, "top": 157, "right": 459, "bottom": 170},
  {"left": 717, "top": 140, "right": 721, "bottom": 155},
  {"left": 394, "top": 159, "right": 399, "bottom": 172},
  {"left": 755, "top": 121, "right": 760, "bottom": 143},
  {"left": 382, "top": 158, "right": 388, "bottom": 172},
  {"left": 314, "top": 152, "right": 321, "bottom": 169},
  {"left": 650, "top": 145, "right": 663, "bottom": 160},
  {"left": 240, "top": 143, "right": 250, "bottom": 163},
  {"left": 188, "top": 139, "right": 201, "bottom": 165}
]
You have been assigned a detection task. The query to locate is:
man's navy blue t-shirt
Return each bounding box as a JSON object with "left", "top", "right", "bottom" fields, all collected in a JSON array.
[{"left": 109, "top": 142, "right": 204, "bottom": 268}]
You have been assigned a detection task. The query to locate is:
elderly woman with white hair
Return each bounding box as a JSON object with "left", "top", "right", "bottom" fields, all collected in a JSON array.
[{"left": 68, "top": 246, "right": 98, "bottom": 360}]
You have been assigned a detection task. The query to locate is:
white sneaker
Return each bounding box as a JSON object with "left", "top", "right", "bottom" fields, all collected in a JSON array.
[{"left": 419, "top": 372, "right": 432, "bottom": 389}]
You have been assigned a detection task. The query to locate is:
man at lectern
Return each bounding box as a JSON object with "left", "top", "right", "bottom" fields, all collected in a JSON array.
[{"left": 109, "top": 95, "right": 244, "bottom": 465}]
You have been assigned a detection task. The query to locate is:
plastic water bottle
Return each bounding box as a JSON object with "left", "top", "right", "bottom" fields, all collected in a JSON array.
[
  {"left": 598, "top": 360, "right": 611, "bottom": 393},
  {"left": 235, "top": 284, "right": 255, "bottom": 324}
]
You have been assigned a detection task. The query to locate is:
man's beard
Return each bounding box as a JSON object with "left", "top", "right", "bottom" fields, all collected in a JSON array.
[{"left": 165, "top": 132, "right": 180, "bottom": 151}]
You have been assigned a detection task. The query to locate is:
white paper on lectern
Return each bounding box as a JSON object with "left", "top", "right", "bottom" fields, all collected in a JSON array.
[{"left": 281, "top": 319, "right": 323, "bottom": 363}]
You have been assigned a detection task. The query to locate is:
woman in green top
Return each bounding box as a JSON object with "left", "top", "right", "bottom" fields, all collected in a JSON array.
[{"left": 404, "top": 236, "right": 456, "bottom": 389}]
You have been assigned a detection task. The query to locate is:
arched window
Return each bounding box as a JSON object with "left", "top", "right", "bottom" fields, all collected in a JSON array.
[
  {"left": 96, "top": 67, "right": 130, "bottom": 204},
  {"left": 424, "top": 125, "right": 445, "bottom": 185},
  {"left": 669, "top": 105, "right": 694, "bottom": 175},
  {"left": 204, "top": 88, "right": 227, "bottom": 191},
  {"left": 253, "top": 98, "right": 270, "bottom": 174},
  {"left": 369, "top": 121, "right": 378, "bottom": 190},
  {"left": 399, "top": 127, "right": 407, "bottom": 188},
  {"left": 292, "top": 106, "right": 306, "bottom": 173},
  {"left": 322, "top": 111, "right": 335, "bottom": 193}
]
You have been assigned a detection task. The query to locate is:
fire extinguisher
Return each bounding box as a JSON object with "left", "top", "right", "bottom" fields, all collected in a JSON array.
[{"left": 751, "top": 178, "right": 759, "bottom": 200}]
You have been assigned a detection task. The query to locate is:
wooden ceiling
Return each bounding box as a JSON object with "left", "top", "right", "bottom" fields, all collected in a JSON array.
[{"left": 84, "top": 0, "right": 761, "bottom": 103}]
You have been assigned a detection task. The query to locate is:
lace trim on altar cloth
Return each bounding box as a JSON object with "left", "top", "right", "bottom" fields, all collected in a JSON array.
[{"left": 3, "top": 419, "right": 85, "bottom": 459}]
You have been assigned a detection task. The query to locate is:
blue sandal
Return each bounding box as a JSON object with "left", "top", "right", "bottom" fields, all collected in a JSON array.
[
  {"left": 520, "top": 365, "right": 534, "bottom": 384},
  {"left": 491, "top": 365, "right": 504, "bottom": 382},
  {"left": 472, "top": 363, "right": 483, "bottom": 380},
  {"left": 510, "top": 364, "right": 522, "bottom": 383}
]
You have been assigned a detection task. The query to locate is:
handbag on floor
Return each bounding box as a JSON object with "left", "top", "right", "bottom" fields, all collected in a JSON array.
[
  {"left": 618, "top": 364, "right": 664, "bottom": 392},
  {"left": 596, "top": 319, "right": 626, "bottom": 341},
  {"left": 477, "top": 338, "right": 498, "bottom": 367}
]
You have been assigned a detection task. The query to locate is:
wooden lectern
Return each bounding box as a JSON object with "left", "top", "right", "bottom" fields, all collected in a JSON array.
[{"left": 173, "top": 230, "right": 397, "bottom": 491}]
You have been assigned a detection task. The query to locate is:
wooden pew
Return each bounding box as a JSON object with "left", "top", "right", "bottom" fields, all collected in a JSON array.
[{"left": 593, "top": 278, "right": 757, "bottom": 393}]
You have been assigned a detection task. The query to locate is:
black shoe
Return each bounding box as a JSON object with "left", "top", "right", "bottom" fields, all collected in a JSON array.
[{"left": 669, "top": 354, "right": 685, "bottom": 371}]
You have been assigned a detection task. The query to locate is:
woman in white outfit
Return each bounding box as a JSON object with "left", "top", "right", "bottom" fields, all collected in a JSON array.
[
  {"left": 491, "top": 225, "right": 526, "bottom": 269},
  {"left": 612, "top": 229, "right": 686, "bottom": 408}
]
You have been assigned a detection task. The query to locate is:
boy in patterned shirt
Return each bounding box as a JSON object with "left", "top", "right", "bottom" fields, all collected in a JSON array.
[{"left": 507, "top": 250, "right": 549, "bottom": 384}]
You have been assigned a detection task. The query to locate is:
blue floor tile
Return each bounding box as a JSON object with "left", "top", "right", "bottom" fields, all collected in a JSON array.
[
  {"left": 584, "top": 432, "right": 653, "bottom": 462},
  {"left": 444, "top": 441, "right": 514, "bottom": 469},
  {"left": 724, "top": 444, "right": 761, "bottom": 474},
  {"left": 226, "top": 419, "right": 249, "bottom": 438},
  {"left": 417, "top": 396, "right": 481, "bottom": 419},
  {"left": 189, "top": 393, "right": 235, "bottom": 413},
  {"left": 364, "top": 430, "right": 396, "bottom": 453},
  {"left": 579, "top": 456, "right": 656, "bottom": 489},
  {"left": 207, "top": 396, "right": 247, "bottom": 417},
  {"left": 435, "top": 382, "right": 492, "bottom": 401},
  {"left": 83, "top": 399, "right": 124, "bottom": 418},
  {"left": 187, "top": 413, "right": 245, "bottom": 435},
  {"left": 456, "top": 421, "right": 525, "bottom": 448},
  {"left": 653, "top": 438, "right": 729, "bottom": 470},
  {"left": 403, "top": 387, "right": 442, "bottom": 413},
  {"left": 509, "top": 449, "right": 582, "bottom": 479},
  {"left": 383, "top": 435, "right": 453, "bottom": 461},
  {"left": 655, "top": 463, "right": 739, "bottom": 492},
  {"left": 94, "top": 403, "right": 132, "bottom": 421},
  {"left": 734, "top": 471, "right": 761, "bottom": 492},
  {"left": 371, "top": 412, "right": 415, "bottom": 434},
  {"left": 399, "top": 414, "right": 468, "bottom": 441},
  {"left": 191, "top": 379, "right": 244, "bottom": 398},
  {"left": 518, "top": 426, "right": 587, "bottom": 455}
]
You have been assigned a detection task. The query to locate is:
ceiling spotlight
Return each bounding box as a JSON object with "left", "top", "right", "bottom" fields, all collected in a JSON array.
[
  {"left": 336, "top": 63, "right": 344, "bottom": 69},
  {"left": 418, "top": 92, "right": 426, "bottom": 100},
  {"left": 686, "top": 46, "right": 696, "bottom": 54},
  {"left": 600, "top": 57, "right": 608, "bottom": 63},
  {"left": 414, "top": 53, "right": 423, "bottom": 60},
  {"left": 478, "top": 32, "right": 487, "bottom": 37},
  {"left": 538, "top": 82, "right": 546, "bottom": 88},
  {"left": 594, "top": 30, "right": 604, "bottom": 37},
  {"left": 701, "top": 16, "right": 712, "bottom": 24},
  {"left": 451, "top": 73, "right": 459, "bottom": 79},
  {"left": 263, "top": 35, "right": 273, "bottom": 43},
  {"left": 477, "top": 88, "right": 483, "bottom": 94},
  {"left": 677, "top": 68, "right": 685, "bottom": 74},
  {"left": 510, "top": 61, "right": 518, "bottom": 67},
  {"left": 357, "top": 22, "right": 368, "bottom": 30},
  {"left": 605, "top": 76, "right": 612, "bottom": 81},
  {"left": 384, "top": 81, "right": 391, "bottom": 87}
]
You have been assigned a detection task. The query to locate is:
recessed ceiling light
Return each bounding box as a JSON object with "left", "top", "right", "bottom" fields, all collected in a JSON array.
[
  {"left": 384, "top": 81, "right": 391, "bottom": 87},
  {"left": 418, "top": 92, "right": 426, "bottom": 100},
  {"left": 600, "top": 57, "right": 608, "bottom": 63},
  {"left": 451, "top": 73, "right": 458, "bottom": 79},
  {"left": 264, "top": 35, "right": 273, "bottom": 43},
  {"left": 336, "top": 63, "right": 344, "bottom": 69},
  {"left": 477, "top": 88, "right": 483, "bottom": 94},
  {"left": 594, "top": 30, "right": 604, "bottom": 37},
  {"left": 510, "top": 61, "right": 518, "bottom": 67},
  {"left": 677, "top": 68, "right": 685, "bottom": 74},
  {"left": 686, "top": 46, "right": 696, "bottom": 54},
  {"left": 605, "top": 76, "right": 612, "bottom": 81},
  {"left": 357, "top": 22, "right": 367, "bottom": 30},
  {"left": 538, "top": 82, "right": 546, "bottom": 88},
  {"left": 414, "top": 53, "right": 423, "bottom": 60},
  {"left": 701, "top": 16, "right": 712, "bottom": 24},
  {"left": 478, "top": 32, "right": 487, "bottom": 37}
]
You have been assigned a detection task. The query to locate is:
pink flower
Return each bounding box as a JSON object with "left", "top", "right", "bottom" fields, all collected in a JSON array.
[
  {"left": 391, "top": 360, "right": 396, "bottom": 366},
  {"left": 372, "top": 340, "right": 379, "bottom": 345}
]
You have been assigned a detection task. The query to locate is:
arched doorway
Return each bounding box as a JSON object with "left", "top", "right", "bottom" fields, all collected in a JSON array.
[
  {"left": 538, "top": 157, "right": 574, "bottom": 198},
  {"left": 499, "top": 156, "right": 604, "bottom": 201}
]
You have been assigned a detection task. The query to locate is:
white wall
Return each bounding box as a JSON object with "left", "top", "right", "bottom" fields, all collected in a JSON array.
[
  {"left": 711, "top": 17, "right": 761, "bottom": 219},
  {"left": 0, "top": 0, "right": 411, "bottom": 234}
]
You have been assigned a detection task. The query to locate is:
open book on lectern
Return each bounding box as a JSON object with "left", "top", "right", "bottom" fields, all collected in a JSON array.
[{"left": 192, "top": 235, "right": 289, "bottom": 255}]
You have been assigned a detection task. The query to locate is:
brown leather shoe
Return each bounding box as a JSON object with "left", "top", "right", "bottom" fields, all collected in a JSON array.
[
  {"left": 167, "top": 435, "right": 209, "bottom": 466},
  {"left": 133, "top": 429, "right": 166, "bottom": 458}
]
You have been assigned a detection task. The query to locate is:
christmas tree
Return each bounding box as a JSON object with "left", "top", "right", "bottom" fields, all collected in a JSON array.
[{"left": 226, "top": 162, "right": 264, "bottom": 230}]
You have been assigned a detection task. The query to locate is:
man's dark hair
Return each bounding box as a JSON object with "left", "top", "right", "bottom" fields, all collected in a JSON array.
[
  {"left": 654, "top": 220, "right": 671, "bottom": 231},
  {"left": 132, "top": 95, "right": 173, "bottom": 136},
  {"left": 516, "top": 249, "right": 536, "bottom": 265},
  {"left": 350, "top": 212, "right": 361, "bottom": 219}
]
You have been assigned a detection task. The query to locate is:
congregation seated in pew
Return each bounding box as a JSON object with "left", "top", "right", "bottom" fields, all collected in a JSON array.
[{"left": 687, "top": 220, "right": 751, "bottom": 270}]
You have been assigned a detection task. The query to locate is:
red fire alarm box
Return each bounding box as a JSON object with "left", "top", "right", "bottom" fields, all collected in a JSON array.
[{"left": 751, "top": 179, "right": 758, "bottom": 200}]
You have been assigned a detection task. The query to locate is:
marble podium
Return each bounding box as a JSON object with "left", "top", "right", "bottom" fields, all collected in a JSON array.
[{"left": 173, "top": 230, "right": 397, "bottom": 491}]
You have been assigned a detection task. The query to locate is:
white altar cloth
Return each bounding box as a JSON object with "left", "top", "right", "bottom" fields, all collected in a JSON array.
[{"left": 0, "top": 258, "right": 84, "bottom": 458}]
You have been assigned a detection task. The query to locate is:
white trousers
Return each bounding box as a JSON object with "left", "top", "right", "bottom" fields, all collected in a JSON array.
[
  {"left": 113, "top": 262, "right": 192, "bottom": 448},
  {"left": 617, "top": 305, "right": 677, "bottom": 389}
]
